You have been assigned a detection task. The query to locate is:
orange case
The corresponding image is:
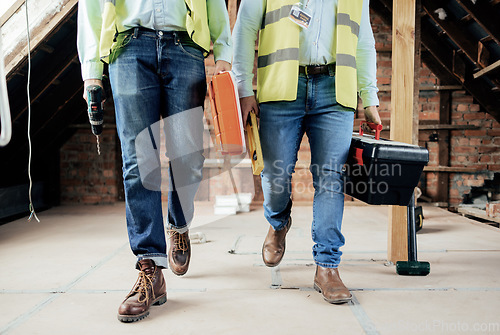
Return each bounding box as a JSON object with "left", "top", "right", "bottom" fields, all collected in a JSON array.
[{"left": 208, "top": 72, "right": 246, "bottom": 155}]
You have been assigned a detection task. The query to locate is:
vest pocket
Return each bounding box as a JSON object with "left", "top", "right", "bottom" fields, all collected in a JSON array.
[{"left": 108, "top": 32, "right": 134, "bottom": 64}]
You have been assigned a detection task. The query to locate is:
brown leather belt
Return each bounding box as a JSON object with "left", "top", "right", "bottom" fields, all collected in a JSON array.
[{"left": 299, "top": 63, "right": 335, "bottom": 75}]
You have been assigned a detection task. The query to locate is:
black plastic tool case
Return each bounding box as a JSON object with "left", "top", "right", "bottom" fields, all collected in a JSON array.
[{"left": 345, "top": 133, "right": 429, "bottom": 206}]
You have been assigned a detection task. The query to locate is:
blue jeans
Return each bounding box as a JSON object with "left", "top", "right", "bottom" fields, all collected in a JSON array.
[
  {"left": 109, "top": 29, "right": 206, "bottom": 268},
  {"left": 259, "top": 70, "right": 354, "bottom": 268}
]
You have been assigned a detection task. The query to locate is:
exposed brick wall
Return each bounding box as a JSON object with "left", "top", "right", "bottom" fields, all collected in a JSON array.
[{"left": 60, "top": 128, "right": 120, "bottom": 204}]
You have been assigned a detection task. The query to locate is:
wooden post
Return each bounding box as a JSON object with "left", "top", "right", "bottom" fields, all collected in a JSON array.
[
  {"left": 388, "top": 0, "right": 416, "bottom": 263},
  {"left": 413, "top": 0, "right": 421, "bottom": 146}
]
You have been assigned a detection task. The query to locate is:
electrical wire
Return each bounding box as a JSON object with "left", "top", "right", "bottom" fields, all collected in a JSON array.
[{"left": 25, "top": 0, "right": 39, "bottom": 222}]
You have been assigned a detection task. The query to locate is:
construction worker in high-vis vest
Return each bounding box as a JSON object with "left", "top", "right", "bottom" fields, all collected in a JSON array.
[
  {"left": 77, "top": 0, "right": 232, "bottom": 322},
  {"left": 232, "top": 0, "right": 381, "bottom": 304}
]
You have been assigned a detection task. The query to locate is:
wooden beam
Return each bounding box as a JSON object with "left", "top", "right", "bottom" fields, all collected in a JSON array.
[
  {"left": 389, "top": 0, "right": 416, "bottom": 263},
  {"left": 377, "top": 85, "right": 463, "bottom": 91},
  {"left": 413, "top": 0, "right": 422, "bottom": 146},
  {"left": 418, "top": 124, "right": 478, "bottom": 130},
  {"left": 0, "top": 0, "right": 25, "bottom": 27},
  {"left": 424, "top": 166, "right": 478, "bottom": 172}
]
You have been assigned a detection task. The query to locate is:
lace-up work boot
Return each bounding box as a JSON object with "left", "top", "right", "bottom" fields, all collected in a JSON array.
[
  {"left": 262, "top": 218, "right": 292, "bottom": 267},
  {"left": 168, "top": 229, "right": 191, "bottom": 276},
  {"left": 313, "top": 266, "right": 352, "bottom": 304},
  {"left": 117, "top": 259, "right": 167, "bottom": 322}
]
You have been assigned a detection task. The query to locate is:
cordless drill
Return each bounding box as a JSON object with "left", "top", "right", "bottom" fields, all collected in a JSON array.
[{"left": 86, "top": 85, "right": 104, "bottom": 155}]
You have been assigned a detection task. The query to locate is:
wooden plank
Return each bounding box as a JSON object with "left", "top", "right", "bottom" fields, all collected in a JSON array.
[
  {"left": 378, "top": 85, "right": 463, "bottom": 92},
  {"left": 424, "top": 166, "right": 478, "bottom": 172},
  {"left": 473, "top": 59, "right": 500, "bottom": 79},
  {"left": 388, "top": 0, "right": 416, "bottom": 263},
  {"left": 0, "top": 0, "right": 25, "bottom": 28},
  {"left": 418, "top": 124, "right": 478, "bottom": 130},
  {"left": 458, "top": 207, "right": 500, "bottom": 224}
]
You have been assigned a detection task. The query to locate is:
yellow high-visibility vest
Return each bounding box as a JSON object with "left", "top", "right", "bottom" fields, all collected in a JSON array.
[
  {"left": 184, "top": 0, "right": 211, "bottom": 54},
  {"left": 99, "top": 0, "right": 211, "bottom": 63},
  {"left": 257, "top": 0, "right": 363, "bottom": 109},
  {"left": 99, "top": 0, "right": 116, "bottom": 64}
]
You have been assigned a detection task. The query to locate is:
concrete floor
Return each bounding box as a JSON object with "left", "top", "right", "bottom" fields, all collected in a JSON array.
[{"left": 1, "top": 202, "right": 499, "bottom": 335}]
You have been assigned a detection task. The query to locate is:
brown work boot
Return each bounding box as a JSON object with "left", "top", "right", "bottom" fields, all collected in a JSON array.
[
  {"left": 313, "top": 265, "right": 352, "bottom": 304},
  {"left": 168, "top": 229, "right": 191, "bottom": 276},
  {"left": 117, "top": 259, "right": 167, "bottom": 322},
  {"left": 262, "top": 218, "right": 292, "bottom": 267}
]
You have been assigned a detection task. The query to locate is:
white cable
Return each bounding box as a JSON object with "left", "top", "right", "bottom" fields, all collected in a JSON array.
[{"left": 25, "top": 0, "right": 39, "bottom": 222}]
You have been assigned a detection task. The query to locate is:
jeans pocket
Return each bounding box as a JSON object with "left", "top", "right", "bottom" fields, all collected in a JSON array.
[{"left": 178, "top": 41, "right": 205, "bottom": 61}]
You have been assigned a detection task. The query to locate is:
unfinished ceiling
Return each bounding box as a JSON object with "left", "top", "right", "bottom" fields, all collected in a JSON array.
[{"left": 371, "top": 0, "right": 500, "bottom": 122}]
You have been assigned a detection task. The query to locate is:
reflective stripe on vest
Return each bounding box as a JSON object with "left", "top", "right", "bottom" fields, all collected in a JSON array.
[
  {"left": 335, "top": 0, "right": 363, "bottom": 108},
  {"left": 257, "top": 0, "right": 300, "bottom": 103},
  {"left": 257, "top": 0, "right": 363, "bottom": 108}
]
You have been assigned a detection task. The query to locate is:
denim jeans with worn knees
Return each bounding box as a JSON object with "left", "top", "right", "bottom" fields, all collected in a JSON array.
[
  {"left": 109, "top": 29, "right": 206, "bottom": 268},
  {"left": 259, "top": 71, "right": 354, "bottom": 268}
]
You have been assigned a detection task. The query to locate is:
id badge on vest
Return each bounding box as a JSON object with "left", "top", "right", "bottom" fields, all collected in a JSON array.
[{"left": 289, "top": 2, "right": 312, "bottom": 29}]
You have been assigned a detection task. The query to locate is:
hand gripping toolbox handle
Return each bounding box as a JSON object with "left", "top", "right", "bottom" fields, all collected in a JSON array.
[{"left": 359, "top": 121, "right": 383, "bottom": 140}]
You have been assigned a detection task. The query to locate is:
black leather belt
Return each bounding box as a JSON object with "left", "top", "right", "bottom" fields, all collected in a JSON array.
[
  {"left": 120, "top": 27, "right": 191, "bottom": 41},
  {"left": 299, "top": 63, "right": 335, "bottom": 75}
]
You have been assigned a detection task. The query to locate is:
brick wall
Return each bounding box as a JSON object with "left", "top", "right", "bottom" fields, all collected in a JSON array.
[{"left": 60, "top": 128, "right": 120, "bottom": 204}]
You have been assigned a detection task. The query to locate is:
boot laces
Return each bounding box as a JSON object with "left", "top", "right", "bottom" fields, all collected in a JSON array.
[
  {"left": 130, "top": 269, "right": 156, "bottom": 304},
  {"left": 168, "top": 230, "right": 189, "bottom": 252}
]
